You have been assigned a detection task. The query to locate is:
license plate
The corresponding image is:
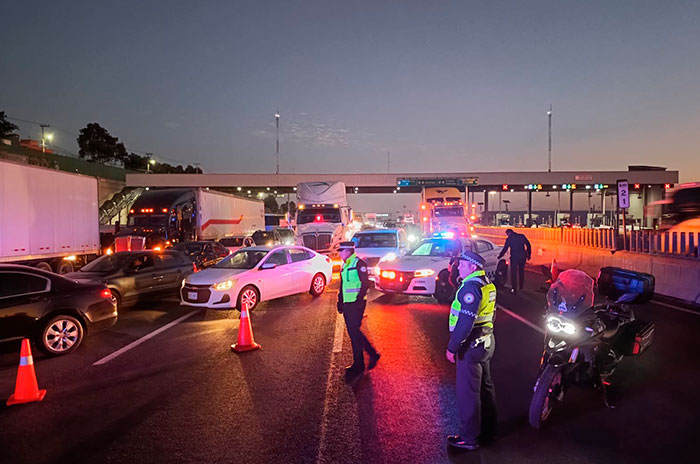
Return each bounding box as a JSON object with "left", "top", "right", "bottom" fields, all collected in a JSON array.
[{"left": 188, "top": 291, "right": 198, "bottom": 300}]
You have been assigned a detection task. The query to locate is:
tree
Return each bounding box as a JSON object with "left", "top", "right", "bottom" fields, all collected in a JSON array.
[
  {"left": 77, "top": 123, "right": 128, "bottom": 163},
  {"left": 0, "top": 112, "right": 19, "bottom": 138},
  {"left": 264, "top": 195, "right": 279, "bottom": 214}
]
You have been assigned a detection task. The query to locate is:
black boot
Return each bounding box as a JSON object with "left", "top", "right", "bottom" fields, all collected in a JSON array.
[
  {"left": 345, "top": 363, "right": 364, "bottom": 380},
  {"left": 447, "top": 435, "right": 479, "bottom": 450},
  {"left": 367, "top": 353, "right": 381, "bottom": 370}
]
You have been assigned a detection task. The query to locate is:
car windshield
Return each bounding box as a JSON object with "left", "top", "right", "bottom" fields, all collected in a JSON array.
[
  {"left": 297, "top": 208, "right": 341, "bottom": 224},
  {"left": 355, "top": 233, "right": 397, "bottom": 248},
  {"left": 409, "top": 239, "right": 461, "bottom": 257},
  {"left": 277, "top": 229, "right": 294, "bottom": 239},
  {"left": 80, "top": 254, "right": 133, "bottom": 273},
  {"left": 219, "top": 237, "right": 244, "bottom": 247},
  {"left": 173, "top": 243, "right": 204, "bottom": 256},
  {"left": 127, "top": 214, "right": 167, "bottom": 226},
  {"left": 434, "top": 206, "right": 464, "bottom": 217},
  {"left": 252, "top": 231, "right": 274, "bottom": 243},
  {"left": 215, "top": 249, "right": 269, "bottom": 269}
]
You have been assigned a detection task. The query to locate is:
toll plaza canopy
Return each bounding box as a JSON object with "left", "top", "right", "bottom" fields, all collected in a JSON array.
[{"left": 126, "top": 166, "right": 678, "bottom": 194}]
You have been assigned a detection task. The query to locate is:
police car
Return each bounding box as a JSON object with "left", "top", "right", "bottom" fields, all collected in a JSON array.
[{"left": 374, "top": 233, "right": 507, "bottom": 304}]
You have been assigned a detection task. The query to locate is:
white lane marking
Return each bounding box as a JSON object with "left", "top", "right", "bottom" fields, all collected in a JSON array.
[
  {"left": 93, "top": 311, "right": 198, "bottom": 366},
  {"left": 498, "top": 304, "right": 545, "bottom": 334},
  {"left": 316, "top": 310, "right": 345, "bottom": 464},
  {"left": 651, "top": 300, "right": 700, "bottom": 317}
]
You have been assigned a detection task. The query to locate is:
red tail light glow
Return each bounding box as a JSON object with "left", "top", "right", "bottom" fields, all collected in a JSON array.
[
  {"left": 101, "top": 288, "right": 112, "bottom": 299},
  {"left": 381, "top": 270, "right": 396, "bottom": 279},
  {"left": 193, "top": 262, "right": 199, "bottom": 273}
]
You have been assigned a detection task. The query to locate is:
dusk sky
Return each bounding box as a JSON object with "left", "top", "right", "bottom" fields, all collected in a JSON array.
[{"left": 3, "top": 1, "right": 699, "bottom": 184}]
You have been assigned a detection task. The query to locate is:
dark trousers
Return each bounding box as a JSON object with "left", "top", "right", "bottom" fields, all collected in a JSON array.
[
  {"left": 456, "top": 336, "right": 497, "bottom": 443},
  {"left": 510, "top": 257, "right": 526, "bottom": 290},
  {"left": 342, "top": 300, "right": 378, "bottom": 366}
]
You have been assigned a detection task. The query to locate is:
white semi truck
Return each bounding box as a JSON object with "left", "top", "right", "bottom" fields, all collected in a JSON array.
[
  {"left": 0, "top": 159, "right": 100, "bottom": 273},
  {"left": 295, "top": 181, "right": 356, "bottom": 255},
  {"left": 115, "top": 188, "right": 265, "bottom": 251}
]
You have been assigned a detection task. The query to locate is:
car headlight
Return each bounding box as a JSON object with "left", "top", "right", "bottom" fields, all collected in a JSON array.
[
  {"left": 212, "top": 280, "right": 236, "bottom": 291},
  {"left": 414, "top": 269, "right": 435, "bottom": 278},
  {"left": 380, "top": 252, "right": 397, "bottom": 263},
  {"left": 546, "top": 316, "right": 577, "bottom": 335},
  {"left": 408, "top": 234, "right": 418, "bottom": 243}
]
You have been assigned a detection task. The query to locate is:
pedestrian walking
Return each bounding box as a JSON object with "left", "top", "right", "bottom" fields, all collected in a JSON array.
[
  {"left": 337, "top": 241, "right": 380, "bottom": 381},
  {"left": 497, "top": 229, "right": 532, "bottom": 294},
  {"left": 446, "top": 250, "right": 497, "bottom": 451}
]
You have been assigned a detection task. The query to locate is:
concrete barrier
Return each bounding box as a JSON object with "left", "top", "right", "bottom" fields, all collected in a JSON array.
[{"left": 477, "top": 228, "right": 700, "bottom": 304}]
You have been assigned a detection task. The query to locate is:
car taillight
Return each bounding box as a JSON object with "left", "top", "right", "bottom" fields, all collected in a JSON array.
[
  {"left": 193, "top": 262, "right": 199, "bottom": 273},
  {"left": 325, "top": 257, "right": 331, "bottom": 263},
  {"left": 101, "top": 288, "right": 112, "bottom": 299}
]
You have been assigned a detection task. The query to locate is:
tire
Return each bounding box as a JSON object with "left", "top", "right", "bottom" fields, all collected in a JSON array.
[
  {"left": 109, "top": 289, "right": 122, "bottom": 310},
  {"left": 55, "top": 260, "right": 74, "bottom": 274},
  {"left": 434, "top": 270, "right": 454, "bottom": 304},
  {"left": 37, "top": 314, "right": 85, "bottom": 356},
  {"left": 494, "top": 260, "right": 508, "bottom": 288},
  {"left": 529, "top": 364, "right": 564, "bottom": 429},
  {"left": 237, "top": 285, "right": 260, "bottom": 311},
  {"left": 35, "top": 262, "right": 53, "bottom": 272},
  {"left": 310, "top": 273, "right": 327, "bottom": 297}
]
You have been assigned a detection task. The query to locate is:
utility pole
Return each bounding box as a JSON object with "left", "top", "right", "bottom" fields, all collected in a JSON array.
[
  {"left": 387, "top": 152, "right": 390, "bottom": 173},
  {"left": 547, "top": 105, "right": 552, "bottom": 172},
  {"left": 40, "top": 124, "right": 50, "bottom": 153},
  {"left": 275, "top": 111, "right": 280, "bottom": 175}
]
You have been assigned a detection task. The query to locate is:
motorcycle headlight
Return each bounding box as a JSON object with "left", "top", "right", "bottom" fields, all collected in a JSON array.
[
  {"left": 212, "top": 280, "right": 236, "bottom": 291},
  {"left": 546, "top": 316, "right": 577, "bottom": 335}
]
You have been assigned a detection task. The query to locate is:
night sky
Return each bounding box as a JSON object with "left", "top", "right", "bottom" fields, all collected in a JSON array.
[{"left": 2, "top": 1, "right": 699, "bottom": 185}]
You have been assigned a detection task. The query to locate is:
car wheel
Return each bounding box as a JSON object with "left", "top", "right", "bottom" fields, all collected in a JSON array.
[
  {"left": 434, "top": 270, "right": 455, "bottom": 305},
  {"left": 238, "top": 285, "right": 260, "bottom": 311},
  {"left": 109, "top": 289, "right": 121, "bottom": 310},
  {"left": 55, "top": 260, "right": 74, "bottom": 274},
  {"left": 494, "top": 260, "right": 508, "bottom": 288},
  {"left": 37, "top": 314, "right": 84, "bottom": 356},
  {"left": 35, "top": 262, "right": 53, "bottom": 272},
  {"left": 310, "top": 273, "right": 327, "bottom": 296}
]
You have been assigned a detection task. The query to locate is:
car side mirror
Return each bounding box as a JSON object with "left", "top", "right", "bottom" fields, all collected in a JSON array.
[{"left": 260, "top": 263, "right": 276, "bottom": 270}]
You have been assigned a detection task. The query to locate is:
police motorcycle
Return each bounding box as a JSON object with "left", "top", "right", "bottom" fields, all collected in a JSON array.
[{"left": 528, "top": 267, "right": 655, "bottom": 429}]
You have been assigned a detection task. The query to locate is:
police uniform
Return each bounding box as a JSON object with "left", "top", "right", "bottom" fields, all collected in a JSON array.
[
  {"left": 447, "top": 250, "right": 498, "bottom": 449},
  {"left": 337, "top": 242, "right": 380, "bottom": 377}
]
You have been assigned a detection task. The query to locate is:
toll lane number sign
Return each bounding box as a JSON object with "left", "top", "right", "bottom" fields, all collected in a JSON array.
[{"left": 617, "top": 180, "right": 630, "bottom": 209}]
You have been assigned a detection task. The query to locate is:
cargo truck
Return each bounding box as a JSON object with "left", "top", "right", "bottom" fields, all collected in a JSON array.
[
  {"left": 115, "top": 188, "right": 264, "bottom": 252},
  {"left": 0, "top": 159, "right": 100, "bottom": 273},
  {"left": 419, "top": 186, "right": 472, "bottom": 237}
]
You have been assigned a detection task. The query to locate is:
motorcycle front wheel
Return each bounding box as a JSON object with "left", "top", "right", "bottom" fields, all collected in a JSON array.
[{"left": 529, "top": 364, "right": 564, "bottom": 429}]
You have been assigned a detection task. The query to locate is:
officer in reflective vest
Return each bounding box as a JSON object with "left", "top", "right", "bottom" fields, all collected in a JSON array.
[
  {"left": 338, "top": 241, "right": 380, "bottom": 380},
  {"left": 446, "top": 250, "right": 497, "bottom": 450}
]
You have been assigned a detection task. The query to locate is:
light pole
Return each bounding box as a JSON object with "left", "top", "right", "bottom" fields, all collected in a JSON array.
[
  {"left": 547, "top": 105, "right": 552, "bottom": 172},
  {"left": 40, "top": 124, "right": 52, "bottom": 153},
  {"left": 146, "top": 158, "right": 156, "bottom": 173},
  {"left": 275, "top": 111, "right": 280, "bottom": 175}
]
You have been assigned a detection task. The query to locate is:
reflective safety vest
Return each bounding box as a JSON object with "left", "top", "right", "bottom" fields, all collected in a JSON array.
[
  {"left": 341, "top": 254, "right": 363, "bottom": 303},
  {"left": 449, "top": 270, "right": 496, "bottom": 332}
]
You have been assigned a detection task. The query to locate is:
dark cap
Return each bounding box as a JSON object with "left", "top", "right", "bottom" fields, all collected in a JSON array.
[
  {"left": 338, "top": 241, "right": 355, "bottom": 250},
  {"left": 459, "top": 250, "right": 486, "bottom": 268}
]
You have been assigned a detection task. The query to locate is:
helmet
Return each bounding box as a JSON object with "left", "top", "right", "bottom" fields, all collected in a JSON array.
[{"left": 458, "top": 250, "right": 486, "bottom": 269}]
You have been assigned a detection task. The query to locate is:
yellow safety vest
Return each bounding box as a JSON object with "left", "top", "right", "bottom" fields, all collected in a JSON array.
[
  {"left": 341, "top": 254, "right": 363, "bottom": 303},
  {"left": 449, "top": 270, "right": 496, "bottom": 332}
]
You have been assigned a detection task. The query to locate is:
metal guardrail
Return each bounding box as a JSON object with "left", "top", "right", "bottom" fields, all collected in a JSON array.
[{"left": 474, "top": 226, "right": 700, "bottom": 260}]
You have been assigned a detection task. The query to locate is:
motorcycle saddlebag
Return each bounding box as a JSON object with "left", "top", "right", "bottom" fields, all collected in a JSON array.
[
  {"left": 617, "top": 320, "right": 655, "bottom": 356},
  {"left": 597, "top": 267, "right": 655, "bottom": 304}
]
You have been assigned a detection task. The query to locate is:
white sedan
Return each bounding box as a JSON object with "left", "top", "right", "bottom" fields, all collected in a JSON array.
[
  {"left": 180, "top": 245, "right": 333, "bottom": 310},
  {"left": 374, "top": 236, "right": 507, "bottom": 304}
]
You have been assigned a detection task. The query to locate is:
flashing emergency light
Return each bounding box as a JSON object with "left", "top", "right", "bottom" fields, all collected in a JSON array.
[
  {"left": 315, "top": 215, "right": 322, "bottom": 221},
  {"left": 434, "top": 231, "right": 455, "bottom": 239},
  {"left": 421, "top": 204, "right": 427, "bottom": 210}
]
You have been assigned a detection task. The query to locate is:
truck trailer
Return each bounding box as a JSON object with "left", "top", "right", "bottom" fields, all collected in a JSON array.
[
  {"left": 115, "top": 188, "right": 264, "bottom": 251},
  {"left": 0, "top": 159, "right": 100, "bottom": 273}
]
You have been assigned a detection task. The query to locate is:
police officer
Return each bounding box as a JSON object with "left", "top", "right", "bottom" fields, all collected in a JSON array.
[
  {"left": 446, "top": 250, "right": 497, "bottom": 450},
  {"left": 337, "top": 241, "right": 380, "bottom": 380}
]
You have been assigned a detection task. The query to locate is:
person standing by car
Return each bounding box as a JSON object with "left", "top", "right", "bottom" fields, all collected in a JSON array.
[
  {"left": 446, "top": 250, "right": 497, "bottom": 451},
  {"left": 497, "top": 229, "right": 531, "bottom": 294},
  {"left": 337, "top": 241, "right": 380, "bottom": 380}
]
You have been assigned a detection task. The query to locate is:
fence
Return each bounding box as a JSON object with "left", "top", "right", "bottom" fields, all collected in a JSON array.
[{"left": 474, "top": 226, "right": 700, "bottom": 260}]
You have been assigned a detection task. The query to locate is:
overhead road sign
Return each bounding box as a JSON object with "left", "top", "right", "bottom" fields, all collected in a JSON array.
[{"left": 397, "top": 177, "right": 479, "bottom": 187}]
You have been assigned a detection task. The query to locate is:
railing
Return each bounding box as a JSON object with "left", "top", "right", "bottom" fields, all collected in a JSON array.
[{"left": 474, "top": 226, "right": 700, "bottom": 260}]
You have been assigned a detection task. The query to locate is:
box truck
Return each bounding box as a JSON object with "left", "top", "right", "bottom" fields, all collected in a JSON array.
[
  {"left": 0, "top": 159, "right": 100, "bottom": 273},
  {"left": 115, "top": 188, "right": 264, "bottom": 251}
]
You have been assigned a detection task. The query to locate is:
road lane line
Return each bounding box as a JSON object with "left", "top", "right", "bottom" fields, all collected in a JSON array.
[
  {"left": 651, "top": 299, "right": 700, "bottom": 317},
  {"left": 316, "top": 310, "right": 345, "bottom": 464},
  {"left": 498, "top": 304, "right": 545, "bottom": 334},
  {"left": 93, "top": 311, "right": 198, "bottom": 366}
]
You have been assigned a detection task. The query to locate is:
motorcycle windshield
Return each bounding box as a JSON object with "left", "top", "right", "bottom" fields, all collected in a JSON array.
[{"left": 547, "top": 269, "right": 595, "bottom": 315}]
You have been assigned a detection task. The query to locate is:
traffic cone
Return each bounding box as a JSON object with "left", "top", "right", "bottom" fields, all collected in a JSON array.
[
  {"left": 231, "top": 303, "right": 261, "bottom": 353},
  {"left": 7, "top": 339, "right": 46, "bottom": 406}
]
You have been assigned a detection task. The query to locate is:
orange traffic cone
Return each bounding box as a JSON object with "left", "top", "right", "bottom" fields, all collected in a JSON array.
[
  {"left": 7, "top": 339, "right": 46, "bottom": 406},
  {"left": 231, "top": 303, "right": 261, "bottom": 353}
]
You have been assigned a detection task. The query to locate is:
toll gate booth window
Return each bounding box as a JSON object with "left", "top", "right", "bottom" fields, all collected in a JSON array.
[
  {"left": 297, "top": 208, "right": 341, "bottom": 224},
  {"left": 434, "top": 206, "right": 465, "bottom": 217},
  {"left": 128, "top": 214, "right": 167, "bottom": 226},
  {"left": 215, "top": 250, "right": 269, "bottom": 269},
  {"left": 356, "top": 233, "right": 398, "bottom": 248}
]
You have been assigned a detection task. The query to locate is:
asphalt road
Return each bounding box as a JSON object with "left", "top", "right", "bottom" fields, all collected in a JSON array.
[{"left": 1, "top": 271, "right": 699, "bottom": 464}]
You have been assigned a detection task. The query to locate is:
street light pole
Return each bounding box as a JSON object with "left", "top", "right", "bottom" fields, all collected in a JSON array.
[
  {"left": 547, "top": 105, "right": 552, "bottom": 172},
  {"left": 40, "top": 124, "right": 50, "bottom": 153},
  {"left": 275, "top": 111, "right": 280, "bottom": 175}
]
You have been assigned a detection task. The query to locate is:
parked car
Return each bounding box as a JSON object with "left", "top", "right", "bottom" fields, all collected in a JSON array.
[
  {"left": 65, "top": 250, "right": 194, "bottom": 309},
  {"left": 181, "top": 245, "right": 333, "bottom": 311},
  {"left": 173, "top": 241, "right": 231, "bottom": 269},
  {"left": 218, "top": 236, "right": 255, "bottom": 254},
  {"left": 352, "top": 229, "right": 409, "bottom": 280},
  {"left": 375, "top": 236, "right": 507, "bottom": 304},
  {"left": 276, "top": 228, "right": 296, "bottom": 246},
  {"left": 252, "top": 230, "right": 282, "bottom": 246},
  {"left": 0, "top": 264, "right": 117, "bottom": 356}
]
